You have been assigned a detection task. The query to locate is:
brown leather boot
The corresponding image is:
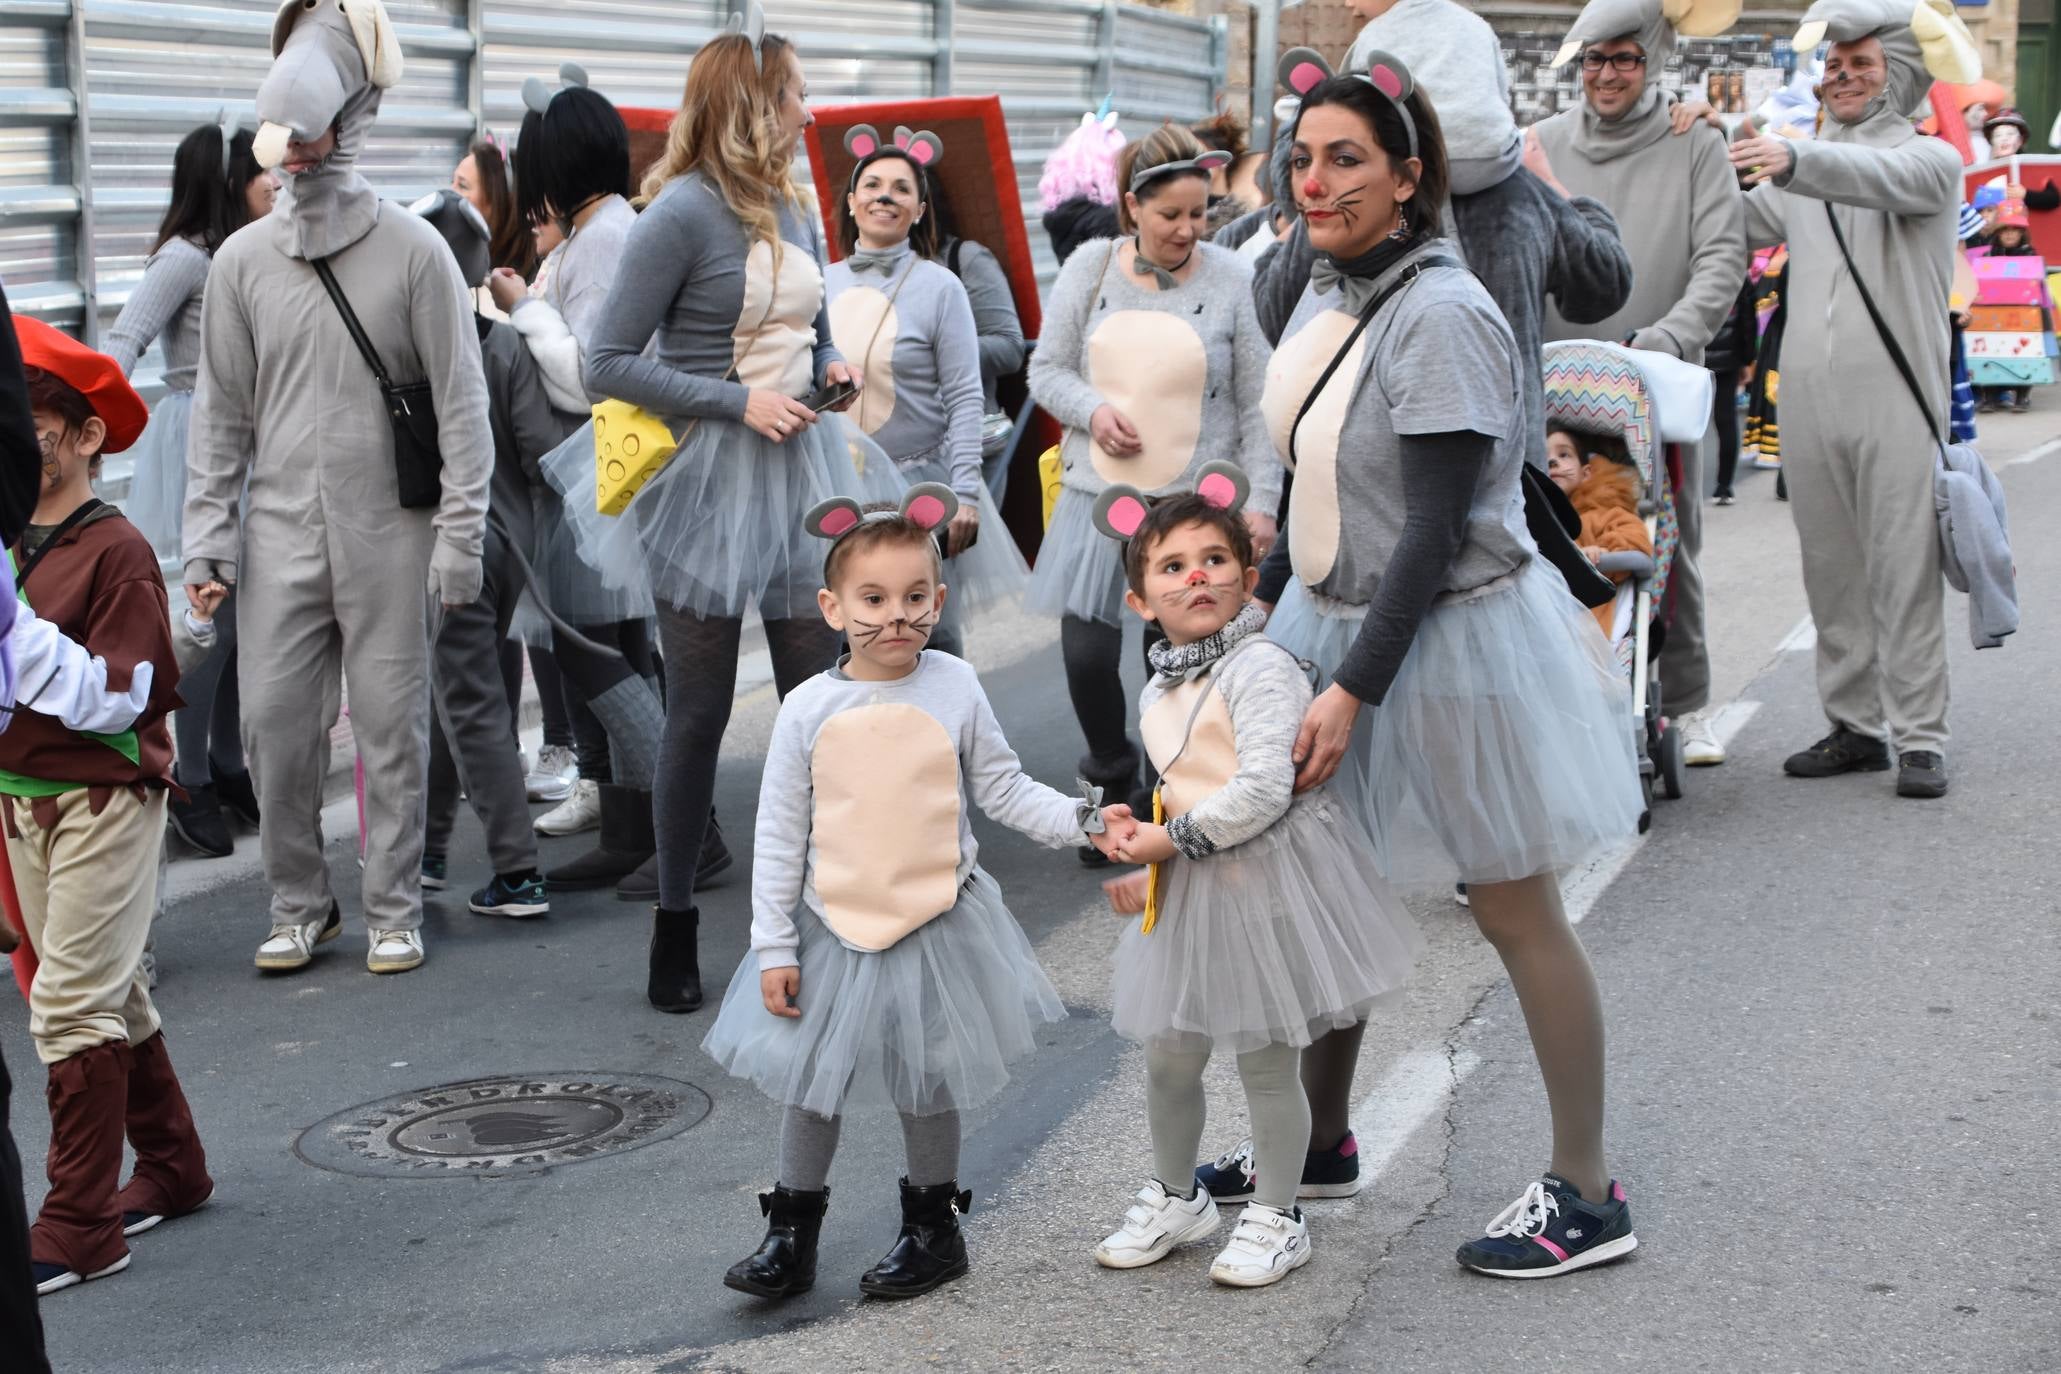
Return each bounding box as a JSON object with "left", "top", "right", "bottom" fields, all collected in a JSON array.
[
  {"left": 115, "top": 1033, "right": 214, "bottom": 1235},
  {"left": 31, "top": 1040, "right": 132, "bottom": 1292}
]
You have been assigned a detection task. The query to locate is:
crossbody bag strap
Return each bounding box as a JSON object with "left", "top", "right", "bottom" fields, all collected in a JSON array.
[
  {"left": 311, "top": 257, "right": 395, "bottom": 391},
  {"left": 1289, "top": 254, "right": 1463, "bottom": 469},
  {"left": 13, "top": 498, "right": 107, "bottom": 592},
  {"left": 1822, "top": 203, "right": 1943, "bottom": 446}
]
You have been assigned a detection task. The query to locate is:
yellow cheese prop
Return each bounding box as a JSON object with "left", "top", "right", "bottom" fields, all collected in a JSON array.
[{"left": 593, "top": 400, "right": 677, "bottom": 517}]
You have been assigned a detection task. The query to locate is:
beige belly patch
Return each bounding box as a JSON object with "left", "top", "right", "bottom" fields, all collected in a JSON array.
[
  {"left": 737, "top": 238, "right": 823, "bottom": 397},
  {"left": 810, "top": 702, "right": 963, "bottom": 951},
  {"left": 1085, "top": 311, "right": 1207, "bottom": 490},
  {"left": 828, "top": 286, "right": 900, "bottom": 438},
  {"left": 1261, "top": 310, "right": 1363, "bottom": 587},
  {"left": 1140, "top": 678, "right": 1238, "bottom": 819}
]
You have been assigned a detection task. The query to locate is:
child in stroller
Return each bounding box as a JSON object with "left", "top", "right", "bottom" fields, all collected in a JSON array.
[{"left": 1547, "top": 424, "right": 1652, "bottom": 640}]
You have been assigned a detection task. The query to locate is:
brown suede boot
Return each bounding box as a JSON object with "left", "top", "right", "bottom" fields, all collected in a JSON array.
[
  {"left": 31, "top": 1040, "right": 132, "bottom": 1294},
  {"left": 115, "top": 1033, "right": 214, "bottom": 1235}
]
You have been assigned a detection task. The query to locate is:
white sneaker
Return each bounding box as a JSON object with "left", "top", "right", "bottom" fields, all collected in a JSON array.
[
  {"left": 253, "top": 905, "right": 342, "bottom": 972},
  {"left": 533, "top": 777, "right": 599, "bottom": 836},
  {"left": 1679, "top": 710, "right": 1726, "bottom": 766},
  {"left": 1209, "top": 1202, "right": 1312, "bottom": 1288},
  {"left": 525, "top": 744, "right": 577, "bottom": 803},
  {"left": 1092, "top": 1179, "right": 1220, "bottom": 1269},
  {"left": 366, "top": 929, "right": 426, "bottom": 974}
]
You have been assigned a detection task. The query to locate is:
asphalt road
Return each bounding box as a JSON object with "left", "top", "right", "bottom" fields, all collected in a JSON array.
[{"left": 9, "top": 412, "right": 2057, "bottom": 1373}]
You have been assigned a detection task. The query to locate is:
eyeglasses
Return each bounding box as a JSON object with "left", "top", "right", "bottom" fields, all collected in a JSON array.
[{"left": 1580, "top": 51, "right": 1649, "bottom": 73}]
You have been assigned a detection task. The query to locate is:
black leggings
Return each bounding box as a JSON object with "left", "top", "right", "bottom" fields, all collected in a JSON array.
[
  {"left": 1710, "top": 368, "right": 1741, "bottom": 498},
  {"left": 563, "top": 619, "right": 656, "bottom": 783},
  {"left": 1058, "top": 613, "right": 1163, "bottom": 807},
  {"left": 652, "top": 608, "right": 840, "bottom": 909},
  {"left": 529, "top": 643, "right": 574, "bottom": 750},
  {"left": 172, "top": 587, "right": 242, "bottom": 788}
]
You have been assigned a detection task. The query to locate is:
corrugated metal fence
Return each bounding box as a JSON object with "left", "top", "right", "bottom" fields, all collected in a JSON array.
[{"left": 0, "top": 0, "right": 1227, "bottom": 499}]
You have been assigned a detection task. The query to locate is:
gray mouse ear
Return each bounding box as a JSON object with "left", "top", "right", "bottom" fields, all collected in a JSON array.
[
  {"left": 1279, "top": 46, "right": 1335, "bottom": 98},
  {"left": 1091, "top": 485, "right": 1152, "bottom": 542},
  {"left": 521, "top": 75, "right": 553, "bottom": 115},
  {"left": 804, "top": 497, "right": 866, "bottom": 541},
  {"left": 727, "top": 0, "right": 768, "bottom": 69},
  {"left": 1356, "top": 48, "right": 1417, "bottom": 104},
  {"left": 559, "top": 62, "right": 589, "bottom": 89},
  {"left": 845, "top": 124, "right": 883, "bottom": 158},
  {"left": 894, "top": 127, "right": 946, "bottom": 168},
  {"left": 899, "top": 483, "right": 960, "bottom": 532},
  {"left": 1191, "top": 462, "right": 1251, "bottom": 518}
]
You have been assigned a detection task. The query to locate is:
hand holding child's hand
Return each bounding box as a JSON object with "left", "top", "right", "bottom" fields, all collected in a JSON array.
[
  {"left": 1112, "top": 822, "right": 1177, "bottom": 865},
  {"left": 191, "top": 580, "right": 228, "bottom": 622},
  {"left": 1089, "top": 803, "right": 1138, "bottom": 858},
  {"left": 760, "top": 966, "right": 801, "bottom": 1018}
]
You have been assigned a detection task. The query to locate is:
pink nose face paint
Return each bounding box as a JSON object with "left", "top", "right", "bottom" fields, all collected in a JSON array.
[
  {"left": 1303, "top": 176, "right": 1324, "bottom": 201},
  {"left": 1186, "top": 569, "right": 1210, "bottom": 586}
]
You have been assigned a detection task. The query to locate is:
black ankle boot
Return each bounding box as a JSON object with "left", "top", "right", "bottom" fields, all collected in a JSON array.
[
  {"left": 858, "top": 1177, "right": 971, "bottom": 1299},
  {"left": 723, "top": 1184, "right": 830, "bottom": 1298},
  {"left": 647, "top": 906, "right": 702, "bottom": 1013},
  {"left": 548, "top": 785, "right": 656, "bottom": 889}
]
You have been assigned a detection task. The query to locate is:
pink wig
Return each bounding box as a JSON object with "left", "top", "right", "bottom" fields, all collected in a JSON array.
[{"left": 1038, "top": 111, "right": 1127, "bottom": 211}]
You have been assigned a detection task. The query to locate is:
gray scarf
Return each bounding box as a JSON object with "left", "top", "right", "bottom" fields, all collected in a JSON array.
[{"left": 1564, "top": 84, "right": 1675, "bottom": 164}]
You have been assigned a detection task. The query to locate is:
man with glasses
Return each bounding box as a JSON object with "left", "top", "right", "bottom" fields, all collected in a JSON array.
[{"left": 1533, "top": 0, "right": 1746, "bottom": 770}]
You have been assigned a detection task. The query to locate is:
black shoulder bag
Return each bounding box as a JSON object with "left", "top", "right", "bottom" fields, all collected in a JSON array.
[
  {"left": 311, "top": 258, "right": 444, "bottom": 509},
  {"left": 1822, "top": 202, "right": 1952, "bottom": 451}
]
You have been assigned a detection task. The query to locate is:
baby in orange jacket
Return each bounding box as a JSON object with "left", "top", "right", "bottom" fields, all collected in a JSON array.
[{"left": 1548, "top": 425, "right": 1652, "bottom": 638}]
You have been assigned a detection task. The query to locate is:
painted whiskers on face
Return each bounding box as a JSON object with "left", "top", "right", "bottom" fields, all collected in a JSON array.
[{"left": 846, "top": 601, "right": 940, "bottom": 651}]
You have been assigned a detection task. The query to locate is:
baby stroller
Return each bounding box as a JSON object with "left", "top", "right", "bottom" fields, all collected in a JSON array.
[{"left": 1542, "top": 341, "right": 1711, "bottom": 823}]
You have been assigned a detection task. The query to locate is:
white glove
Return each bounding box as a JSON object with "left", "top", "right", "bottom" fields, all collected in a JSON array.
[
  {"left": 427, "top": 539, "right": 484, "bottom": 608},
  {"left": 6, "top": 606, "right": 154, "bottom": 734}
]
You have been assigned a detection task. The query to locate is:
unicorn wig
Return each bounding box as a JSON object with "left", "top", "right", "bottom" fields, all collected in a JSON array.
[{"left": 1038, "top": 109, "right": 1127, "bottom": 211}]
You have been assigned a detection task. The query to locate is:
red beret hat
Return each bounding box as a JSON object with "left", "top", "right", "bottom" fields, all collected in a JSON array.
[{"left": 12, "top": 315, "right": 148, "bottom": 454}]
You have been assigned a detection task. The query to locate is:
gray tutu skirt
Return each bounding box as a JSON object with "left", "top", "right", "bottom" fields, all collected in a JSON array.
[
  {"left": 541, "top": 411, "right": 904, "bottom": 622},
  {"left": 702, "top": 868, "right": 1065, "bottom": 1118},
  {"left": 121, "top": 389, "right": 191, "bottom": 562},
  {"left": 1024, "top": 484, "right": 1126, "bottom": 625},
  {"left": 1267, "top": 560, "right": 1643, "bottom": 888},
  {"left": 1112, "top": 793, "right": 1423, "bottom": 1055}
]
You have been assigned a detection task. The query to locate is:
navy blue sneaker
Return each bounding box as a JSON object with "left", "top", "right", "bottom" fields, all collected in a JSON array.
[
  {"left": 421, "top": 854, "right": 448, "bottom": 891},
  {"left": 1456, "top": 1175, "right": 1638, "bottom": 1279},
  {"left": 1195, "top": 1139, "right": 1257, "bottom": 1203},
  {"left": 468, "top": 873, "right": 549, "bottom": 919},
  {"left": 1299, "top": 1132, "right": 1362, "bottom": 1199}
]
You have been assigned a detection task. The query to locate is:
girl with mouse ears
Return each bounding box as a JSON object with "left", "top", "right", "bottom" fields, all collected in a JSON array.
[
  {"left": 1082, "top": 463, "right": 1421, "bottom": 1290},
  {"left": 1026, "top": 122, "right": 1282, "bottom": 851},
  {"left": 704, "top": 484, "right": 1132, "bottom": 1304},
  {"left": 1202, "top": 50, "right": 1645, "bottom": 1281},
  {"left": 822, "top": 124, "right": 1029, "bottom": 659}
]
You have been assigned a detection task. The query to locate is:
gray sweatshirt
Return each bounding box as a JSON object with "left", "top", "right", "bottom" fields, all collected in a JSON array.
[
  {"left": 825, "top": 245, "right": 984, "bottom": 496},
  {"left": 509, "top": 193, "right": 636, "bottom": 411},
  {"left": 1536, "top": 99, "right": 1747, "bottom": 362},
  {"left": 1030, "top": 238, "right": 1280, "bottom": 506},
  {"left": 750, "top": 650, "right": 1093, "bottom": 969},
  {"left": 584, "top": 174, "right": 841, "bottom": 425},
  {"left": 104, "top": 236, "right": 210, "bottom": 390},
  {"left": 948, "top": 236, "right": 1026, "bottom": 420}
]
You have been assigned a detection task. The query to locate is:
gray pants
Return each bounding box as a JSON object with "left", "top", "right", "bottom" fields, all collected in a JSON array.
[
  {"left": 777, "top": 1104, "right": 961, "bottom": 1192},
  {"left": 1783, "top": 398, "right": 1948, "bottom": 753},
  {"left": 426, "top": 534, "right": 535, "bottom": 877},
  {"left": 1657, "top": 431, "right": 1711, "bottom": 715},
  {"left": 1147, "top": 1040, "right": 1308, "bottom": 1212}
]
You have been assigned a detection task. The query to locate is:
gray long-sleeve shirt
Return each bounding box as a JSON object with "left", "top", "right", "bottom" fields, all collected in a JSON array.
[
  {"left": 104, "top": 236, "right": 211, "bottom": 390},
  {"left": 949, "top": 236, "right": 1026, "bottom": 419},
  {"left": 507, "top": 193, "right": 636, "bottom": 410},
  {"left": 584, "top": 174, "right": 841, "bottom": 424}
]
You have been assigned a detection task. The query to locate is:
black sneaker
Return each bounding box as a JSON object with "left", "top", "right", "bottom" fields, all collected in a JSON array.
[
  {"left": 1896, "top": 750, "right": 1948, "bottom": 799},
  {"left": 1195, "top": 1138, "right": 1258, "bottom": 1203},
  {"left": 1299, "top": 1132, "right": 1362, "bottom": 1199},
  {"left": 168, "top": 786, "right": 233, "bottom": 858},
  {"left": 1782, "top": 725, "right": 1891, "bottom": 778},
  {"left": 214, "top": 769, "right": 260, "bottom": 829},
  {"left": 1457, "top": 1175, "right": 1638, "bottom": 1279},
  {"left": 469, "top": 873, "right": 549, "bottom": 919},
  {"left": 421, "top": 853, "right": 448, "bottom": 891}
]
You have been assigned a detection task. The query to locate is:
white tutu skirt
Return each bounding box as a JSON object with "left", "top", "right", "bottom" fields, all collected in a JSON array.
[
  {"left": 122, "top": 389, "right": 191, "bottom": 562},
  {"left": 896, "top": 452, "right": 1029, "bottom": 622},
  {"left": 1112, "top": 793, "right": 1424, "bottom": 1055},
  {"left": 541, "top": 412, "right": 904, "bottom": 622},
  {"left": 1267, "top": 561, "right": 1643, "bottom": 887},
  {"left": 1024, "top": 485, "right": 1127, "bottom": 625},
  {"left": 702, "top": 868, "right": 1064, "bottom": 1118}
]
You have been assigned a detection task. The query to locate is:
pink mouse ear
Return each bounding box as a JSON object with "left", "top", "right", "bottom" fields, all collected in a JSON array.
[
  {"left": 844, "top": 124, "right": 880, "bottom": 159},
  {"left": 903, "top": 131, "right": 943, "bottom": 167},
  {"left": 1194, "top": 149, "right": 1233, "bottom": 173},
  {"left": 1091, "top": 486, "right": 1152, "bottom": 542},
  {"left": 1278, "top": 47, "right": 1334, "bottom": 99},
  {"left": 1356, "top": 48, "right": 1416, "bottom": 103},
  {"left": 1191, "top": 462, "right": 1251, "bottom": 517},
  {"left": 804, "top": 496, "right": 864, "bottom": 540},
  {"left": 898, "top": 481, "right": 960, "bottom": 531}
]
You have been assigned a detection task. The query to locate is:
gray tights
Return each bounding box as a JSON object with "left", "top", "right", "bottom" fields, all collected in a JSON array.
[
  {"left": 778, "top": 1104, "right": 961, "bottom": 1192},
  {"left": 1148, "top": 1041, "right": 1308, "bottom": 1211}
]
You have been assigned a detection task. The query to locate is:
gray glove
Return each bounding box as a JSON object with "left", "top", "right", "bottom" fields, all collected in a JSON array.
[{"left": 427, "top": 539, "right": 483, "bottom": 607}]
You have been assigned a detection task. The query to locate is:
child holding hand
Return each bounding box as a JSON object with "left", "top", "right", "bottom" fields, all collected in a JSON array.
[
  {"left": 704, "top": 485, "right": 1131, "bottom": 1303},
  {"left": 1089, "top": 465, "right": 1421, "bottom": 1289}
]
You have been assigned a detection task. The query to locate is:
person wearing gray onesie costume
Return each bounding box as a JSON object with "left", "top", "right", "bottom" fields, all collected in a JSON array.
[{"left": 185, "top": 0, "right": 494, "bottom": 976}]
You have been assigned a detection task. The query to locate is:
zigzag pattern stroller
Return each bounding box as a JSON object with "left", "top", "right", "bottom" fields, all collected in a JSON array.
[{"left": 1543, "top": 342, "right": 1711, "bottom": 824}]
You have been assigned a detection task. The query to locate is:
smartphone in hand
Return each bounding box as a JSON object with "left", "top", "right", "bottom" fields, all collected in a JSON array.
[{"left": 802, "top": 380, "right": 858, "bottom": 413}]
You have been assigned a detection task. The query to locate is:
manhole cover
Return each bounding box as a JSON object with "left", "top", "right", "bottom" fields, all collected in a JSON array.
[{"left": 294, "top": 1073, "right": 711, "bottom": 1178}]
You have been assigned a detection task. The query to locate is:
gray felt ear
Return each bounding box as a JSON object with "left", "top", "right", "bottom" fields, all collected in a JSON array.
[
  {"left": 899, "top": 483, "right": 960, "bottom": 532},
  {"left": 804, "top": 497, "right": 865, "bottom": 541},
  {"left": 522, "top": 76, "right": 553, "bottom": 115},
  {"left": 1191, "top": 462, "right": 1251, "bottom": 518},
  {"left": 1356, "top": 48, "right": 1417, "bottom": 104},
  {"left": 1279, "top": 47, "right": 1335, "bottom": 99},
  {"left": 845, "top": 124, "right": 883, "bottom": 158},
  {"left": 1091, "top": 485, "right": 1152, "bottom": 542}
]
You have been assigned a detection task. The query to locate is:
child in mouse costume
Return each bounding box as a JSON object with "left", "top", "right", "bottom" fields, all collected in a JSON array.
[
  {"left": 704, "top": 484, "right": 1131, "bottom": 1302},
  {"left": 3, "top": 318, "right": 216, "bottom": 1298},
  {"left": 1083, "top": 463, "right": 1421, "bottom": 1290}
]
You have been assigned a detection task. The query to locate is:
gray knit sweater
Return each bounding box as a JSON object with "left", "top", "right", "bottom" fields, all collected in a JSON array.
[{"left": 105, "top": 236, "right": 211, "bottom": 389}]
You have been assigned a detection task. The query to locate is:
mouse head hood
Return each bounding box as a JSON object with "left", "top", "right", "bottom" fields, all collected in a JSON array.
[
  {"left": 1794, "top": 0, "right": 1980, "bottom": 124},
  {"left": 253, "top": 0, "right": 402, "bottom": 259},
  {"left": 1550, "top": 0, "right": 1740, "bottom": 147}
]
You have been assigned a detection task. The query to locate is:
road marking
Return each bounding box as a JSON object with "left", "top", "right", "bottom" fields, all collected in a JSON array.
[
  {"left": 1777, "top": 615, "right": 1816, "bottom": 654},
  {"left": 2001, "top": 437, "right": 2061, "bottom": 469},
  {"left": 1351, "top": 1046, "right": 1483, "bottom": 1180}
]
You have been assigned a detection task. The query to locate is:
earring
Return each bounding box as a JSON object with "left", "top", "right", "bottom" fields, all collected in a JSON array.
[{"left": 1386, "top": 206, "right": 1411, "bottom": 242}]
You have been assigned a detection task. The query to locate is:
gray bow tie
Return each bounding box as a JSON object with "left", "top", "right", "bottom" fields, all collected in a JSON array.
[
  {"left": 1309, "top": 255, "right": 1382, "bottom": 315},
  {"left": 1131, "top": 253, "right": 1184, "bottom": 292},
  {"left": 848, "top": 249, "right": 906, "bottom": 276}
]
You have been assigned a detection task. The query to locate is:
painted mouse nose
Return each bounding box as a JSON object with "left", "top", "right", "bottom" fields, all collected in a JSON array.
[
  {"left": 1186, "top": 569, "right": 1210, "bottom": 586},
  {"left": 1302, "top": 174, "right": 1324, "bottom": 200}
]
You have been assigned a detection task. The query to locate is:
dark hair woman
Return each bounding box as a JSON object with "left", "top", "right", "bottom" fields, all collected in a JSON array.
[
  {"left": 101, "top": 120, "right": 278, "bottom": 859},
  {"left": 1224, "top": 57, "right": 1645, "bottom": 1278},
  {"left": 451, "top": 138, "right": 533, "bottom": 276}
]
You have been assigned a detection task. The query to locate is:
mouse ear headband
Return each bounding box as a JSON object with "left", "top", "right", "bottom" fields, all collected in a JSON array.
[
  {"left": 1279, "top": 46, "right": 1419, "bottom": 160},
  {"left": 844, "top": 124, "right": 946, "bottom": 189},
  {"left": 726, "top": 0, "right": 770, "bottom": 70},
  {"left": 522, "top": 62, "right": 589, "bottom": 116},
  {"left": 1128, "top": 146, "right": 1234, "bottom": 194},
  {"left": 805, "top": 483, "right": 961, "bottom": 543},
  {"left": 1089, "top": 462, "right": 1251, "bottom": 543}
]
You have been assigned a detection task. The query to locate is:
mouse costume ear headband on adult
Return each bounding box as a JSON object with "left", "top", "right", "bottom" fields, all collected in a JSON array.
[
  {"left": 1278, "top": 46, "right": 1419, "bottom": 160},
  {"left": 252, "top": 0, "right": 403, "bottom": 170},
  {"left": 1089, "top": 462, "right": 1251, "bottom": 543},
  {"left": 1793, "top": 0, "right": 1980, "bottom": 115},
  {"left": 804, "top": 483, "right": 961, "bottom": 543},
  {"left": 1127, "top": 146, "right": 1233, "bottom": 195},
  {"left": 1547, "top": 0, "right": 1741, "bottom": 71},
  {"left": 726, "top": 0, "right": 770, "bottom": 70},
  {"left": 521, "top": 61, "right": 589, "bottom": 117},
  {"left": 844, "top": 124, "right": 946, "bottom": 190}
]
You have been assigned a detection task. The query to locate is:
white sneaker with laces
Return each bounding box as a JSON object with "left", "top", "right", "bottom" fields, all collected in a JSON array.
[
  {"left": 253, "top": 908, "right": 341, "bottom": 972},
  {"left": 525, "top": 744, "right": 577, "bottom": 803},
  {"left": 1209, "top": 1202, "right": 1312, "bottom": 1288},
  {"left": 533, "top": 777, "right": 600, "bottom": 836},
  {"left": 1092, "top": 1179, "right": 1220, "bottom": 1269},
  {"left": 366, "top": 929, "right": 426, "bottom": 974},
  {"left": 1679, "top": 710, "right": 1725, "bottom": 766}
]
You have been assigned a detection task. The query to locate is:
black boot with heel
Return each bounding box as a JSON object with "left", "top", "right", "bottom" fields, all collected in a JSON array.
[
  {"left": 647, "top": 906, "right": 701, "bottom": 1013},
  {"left": 723, "top": 1184, "right": 830, "bottom": 1298},
  {"left": 858, "top": 1178, "right": 971, "bottom": 1299}
]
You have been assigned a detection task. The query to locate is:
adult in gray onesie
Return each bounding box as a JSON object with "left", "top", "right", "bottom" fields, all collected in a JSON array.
[
  {"left": 185, "top": 0, "right": 495, "bottom": 974},
  {"left": 1727, "top": 0, "right": 1977, "bottom": 799}
]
